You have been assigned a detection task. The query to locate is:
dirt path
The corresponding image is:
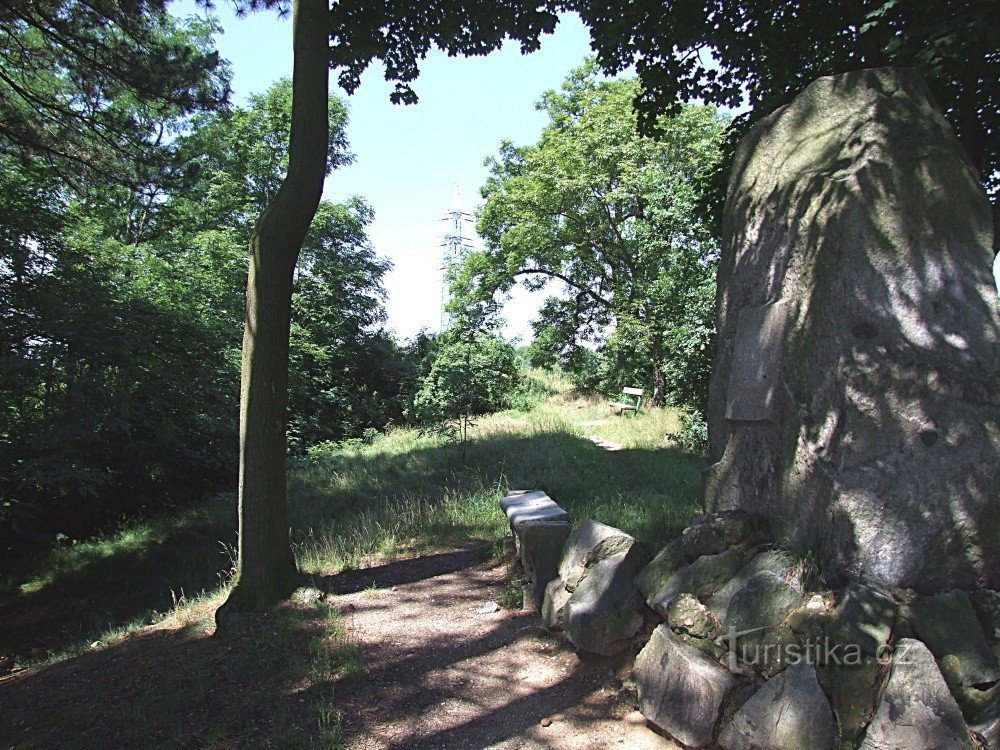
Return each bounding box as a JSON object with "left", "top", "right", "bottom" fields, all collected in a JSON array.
[{"left": 331, "top": 548, "right": 677, "bottom": 750}]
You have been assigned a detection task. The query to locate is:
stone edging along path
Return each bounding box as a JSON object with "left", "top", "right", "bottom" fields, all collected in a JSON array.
[{"left": 504, "top": 490, "right": 1000, "bottom": 750}]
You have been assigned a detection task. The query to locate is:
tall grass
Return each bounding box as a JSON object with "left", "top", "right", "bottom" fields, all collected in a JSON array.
[
  {"left": 288, "top": 390, "right": 703, "bottom": 575},
  {"left": 2, "top": 381, "right": 705, "bottom": 664}
]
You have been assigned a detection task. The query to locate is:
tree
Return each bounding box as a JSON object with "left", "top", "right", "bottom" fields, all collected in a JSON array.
[
  {"left": 218, "top": 0, "right": 566, "bottom": 619},
  {"left": 576, "top": 0, "right": 1000, "bottom": 249},
  {"left": 0, "top": 12, "right": 236, "bottom": 557},
  {"left": 457, "top": 64, "right": 726, "bottom": 408},
  {"left": 0, "top": 0, "right": 228, "bottom": 188},
  {"left": 410, "top": 329, "right": 520, "bottom": 460}
]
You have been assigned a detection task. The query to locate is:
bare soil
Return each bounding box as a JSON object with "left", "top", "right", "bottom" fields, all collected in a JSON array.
[
  {"left": 328, "top": 547, "right": 677, "bottom": 749},
  {"left": 0, "top": 547, "right": 679, "bottom": 749}
]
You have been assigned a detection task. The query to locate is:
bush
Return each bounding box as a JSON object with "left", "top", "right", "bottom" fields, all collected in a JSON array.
[
  {"left": 667, "top": 409, "right": 709, "bottom": 456},
  {"left": 409, "top": 332, "right": 521, "bottom": 427}
]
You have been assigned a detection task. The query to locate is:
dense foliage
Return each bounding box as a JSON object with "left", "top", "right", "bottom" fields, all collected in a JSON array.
[
  {"left": 456, "top": 64, "right": 726, "bottom": 411},
  {"left": 0, "top": 50, "right": 411, "bottom": 555},
  {"left": 0, "top": 0, "right": 228, "bottom": 187},
  {"left": 410, "top": 331, "right": 521, "bottom": 427},
  {"left": 577, "top": 0, "right": 1000, "bottom": 242}
]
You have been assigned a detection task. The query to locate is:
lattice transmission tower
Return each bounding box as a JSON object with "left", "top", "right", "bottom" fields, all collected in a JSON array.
[{"left": 439, "top": 185, "right": 476, "bottom": 330}]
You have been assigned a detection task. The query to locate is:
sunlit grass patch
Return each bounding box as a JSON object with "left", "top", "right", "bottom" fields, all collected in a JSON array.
[{"left": 2, "top": 375, "right": 704, "bottom": 669}]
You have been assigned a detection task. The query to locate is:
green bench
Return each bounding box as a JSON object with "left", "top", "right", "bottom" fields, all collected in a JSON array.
[{"left": 609, "top": 387, "right": 644, "bottom": 415}]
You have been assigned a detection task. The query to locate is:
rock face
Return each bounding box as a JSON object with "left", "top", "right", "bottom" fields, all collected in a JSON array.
[
  {"left": 635, "top": 625, "right": 739, "bottom": 748},
  {"left": 829, "top": 583, "right": 896, "bottom": 657},
  {"left": 647, "top": 546, "right": 748, "bottom": 617},
  {"left": 541, "top": 577, "right": 570, "bottom": 630},
  {"left": 706, "top": 67, "right": 1000, "bottom": 592},
  {"left": 707, "top": 550, "right": 799, "bottom": 624},
  {"left": 718, "top": 662, "right": 836, "bottom": 750},
  {"left": 860, "top": 638, "right": 974, "bottom": 749},
  {"left": 909, "top": 589, "right": 1000, "bottom": 688},
  {"left": 558, "top": 519, "right": 636, "bottom": 592},
  {"left": 563, "top": 545, "right": 647, "bottom": 656}
]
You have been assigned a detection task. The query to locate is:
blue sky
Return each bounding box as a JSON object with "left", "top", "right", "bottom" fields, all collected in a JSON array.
[{"left": 171, "top": 2, "right": 597, "bottom": 340}]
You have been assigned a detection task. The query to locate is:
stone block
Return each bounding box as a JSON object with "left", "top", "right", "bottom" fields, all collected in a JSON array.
[
  {"left": 541, "top": 577, "right": 570, "bottom": 631},
  {"left": 635, "top": 624, "right": 739, "bottom": 748},
  {"left": 718, "top": 661, "right": 835, "bottom": 750},
  {"left": 910, "top": 590, "right": 1000, "bottom": 687},
  {"left": 564, "top": 545, "right": 646, "bottom": 656},
  {"left": 860, "top": 638, "right": 974, "bottom": 750},
  {"left": 558, "top": 519, "right": 635, "bottom": 592}
]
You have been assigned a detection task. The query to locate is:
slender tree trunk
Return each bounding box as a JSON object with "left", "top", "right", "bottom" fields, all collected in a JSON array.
[
  {"left": 216, "top": 0, "right": 329, "bottom": 626},
  {"left": 651, "top": 327, "right": 666, "bottom": 407},
  {"left": 652, "top": 361, "right": 666, "bottom": 407}
]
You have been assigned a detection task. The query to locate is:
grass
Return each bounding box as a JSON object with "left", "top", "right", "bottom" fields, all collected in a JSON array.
[
  {"left": 289, "top": 384, "right": 701, "bottom": 578},
  {"left": 1, "top": 377, "right": 705, "bottom": 746},
  {"left": 1, "top": 590, "right": 363, "bottom": 749}
]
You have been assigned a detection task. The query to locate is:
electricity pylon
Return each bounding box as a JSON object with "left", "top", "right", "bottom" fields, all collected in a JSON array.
[{"left": 440, "top": 185, "right": 476, "bottom": 330}]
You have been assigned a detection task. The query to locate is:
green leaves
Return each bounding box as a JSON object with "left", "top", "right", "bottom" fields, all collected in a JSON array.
[
  {"left": 459, "top": 63, "right": 726, "bottom": 408},
  {"left": 579, "top": 0, "right": 1000, "bottom": 199}
]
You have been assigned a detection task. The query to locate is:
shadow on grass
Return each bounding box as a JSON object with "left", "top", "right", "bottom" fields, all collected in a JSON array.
[
  {"left": 0, "top": 600, "right": 355, "bottom": 750},
  {"left": 0, "top": 548, "right": 627, "bottom": 750},
  {"left": 1, "top": 427, "right": 703, "bottom": 663}
]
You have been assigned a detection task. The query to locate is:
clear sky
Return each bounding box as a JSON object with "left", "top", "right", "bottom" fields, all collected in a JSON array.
[{"left": 171, "top": 2, "right": 597, "bottom": 341}]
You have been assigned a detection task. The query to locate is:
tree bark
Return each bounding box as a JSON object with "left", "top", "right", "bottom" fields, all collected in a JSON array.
[{"left": 216, "top": 0, "right": 329, "bottom": 625}]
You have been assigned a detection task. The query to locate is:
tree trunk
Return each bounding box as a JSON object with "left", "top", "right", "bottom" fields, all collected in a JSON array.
[
  {"left": 651, "top": 361, "right": 666, "bottom": 407},
  {"left": 216, "top": 0, "right": 329, "bottom": 625},
  {"left": 651, "top": 328, "right": 666, "bottom": 407}
]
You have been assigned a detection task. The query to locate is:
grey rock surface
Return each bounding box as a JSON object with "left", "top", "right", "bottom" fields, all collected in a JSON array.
[
  {"left": 707, "top": 66, "right": 1000, "bottom": 591},
  {"left": 541, "top": 577, "right": 570, "bottom": 631},
  {"left": 718, "top": 661, "right": 835, "bottom": 750},
  {"left": 971, "top": 694, "right": 1000, "bottom": 749},
  {"left": 558, "top": 519, "right": 636, "bottom": 592},
  {"left": 647, "top": 546, "right": 748, "bottom": 617},
  {"left": 563, "top": 546, "right": 646, "bottom": 656},
  {"left": 721, "top": 572, "right": 803, "bottom": 667},
  {"left": 707, "top": 550, "right": 799, "bottom": 624},
  {"left": 910, "top": 589, "right": 1000, "bottom": 687},
  {"left": 636, "top": 512, "right": 762, "bottom": 598},
  {"left": 517, "top": 519, "right": 571, "bottom": 607},
  {"left": 860, "top": 638, "right": 974, "bottom": 750},
  {"left": 635, "top": 624, "right": 739, "bottom": 748},
  {"left": 502, "top": 491, "right": 569, "bottom": 533},
  {"left": 971, "top": 590, "right": 1000, "bottom": 643},
  {"left": 828, "top": 582, "right": 896, "bottom": 657},
  {"left": 818, "top": 658, "right": 886, "bottom": 746},
  {"left": 666, "top": 593, "right": 720, "bottom": 639}
]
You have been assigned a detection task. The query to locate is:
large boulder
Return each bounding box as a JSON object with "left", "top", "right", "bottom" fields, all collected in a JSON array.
[
  {"left": 635, "top": 625, "right": 740, "bottom": 748},
  {"left": 647, "top": 546, "right": 749, "bottom": 617},
  {"left": 706, "top": 67, "right": 1000, "bottom": 592},
  {"left": 707, "top": 550, "right": 798, "bottom": 624},
  {"left": 558, "top": 519, "right": 636, "bottom": 592},
  {"left": 637, "top": 512, "right": 763, "bottom": 597},
  {"left": 909, "top": 589, "right": 1000, "bottom": 688},
  {"left": 718, "top": 661, "right": 836, "bottom": 750},
  {"left": 860, "top": 638, "right": 974, "bottom": 749},
  {"left": 563, "top": 545, "right": 648, "bottom": 656},
  {"left": 828, "top": 583, "right": 896, "bottom": 657},
  {"left": 541, "top": 577, "right": 570, "bottom": 631},
  {"left": 706, "top": 550, "right": 802, "bottom": 622}
]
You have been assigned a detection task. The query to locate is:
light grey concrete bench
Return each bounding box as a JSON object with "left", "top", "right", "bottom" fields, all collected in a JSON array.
[{"left": 500, "top": 490, "right": 570, "bottom": 609}]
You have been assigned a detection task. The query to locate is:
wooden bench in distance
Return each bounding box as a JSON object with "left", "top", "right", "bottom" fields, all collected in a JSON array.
[{"left": 609, "top": 387, "right": 644, "bottom": 415}]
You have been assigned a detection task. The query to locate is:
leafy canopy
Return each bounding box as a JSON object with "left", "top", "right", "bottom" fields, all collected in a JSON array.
[
  {"left": 456, "top": 63, "right": 727, "bottom": 409},
  {"left": 578, "top": 0, "right": 999, "bottom": 198}
]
